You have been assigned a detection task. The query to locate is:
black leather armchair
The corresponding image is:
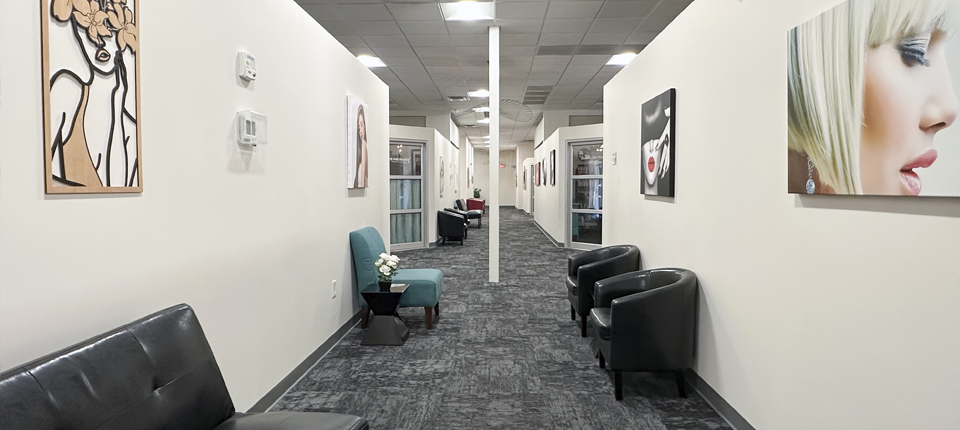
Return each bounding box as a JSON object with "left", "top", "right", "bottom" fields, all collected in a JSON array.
[
  {"left": 443, "top": 208, "right": 469, "bottom": 239},
  {"left": 588, "top": 268, "right": 699, "bottom": 400},
  {"left": 438, "top": 210, "right": 466, "bottom": 245},
  {"left": 0, "top": 304, "right": 368, "bottom": 430},
  {"left": 566, "top": 245, "right": 641, "bottom": 337},
  {"left": 455, "top": 199, "right": 482, "bottom": 228}
]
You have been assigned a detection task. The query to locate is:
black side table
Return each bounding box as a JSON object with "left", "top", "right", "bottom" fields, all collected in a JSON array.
[{"left": 360, "top": 284, "right": 409, "bottom": 346}]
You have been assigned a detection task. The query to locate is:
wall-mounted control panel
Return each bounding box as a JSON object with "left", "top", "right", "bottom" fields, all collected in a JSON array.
[
  {"left": 237, "top": 52, "right": 257, "bottom": 81},
  {"left": 237, "top": 111, "right": 268, "bottom": 146}
]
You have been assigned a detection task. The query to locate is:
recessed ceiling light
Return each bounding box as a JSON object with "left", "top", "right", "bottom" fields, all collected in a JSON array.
[
  {"left": 467, "top": 89, "right": 490, "bottom": 98},
  {"left": 440, "top": 1, "right": 494, "bottom": 21},
  {"left": 477, "top": 118, "right": 491, "bottom": 124},
  {"left": 473, "top": 107, "right": 490, "bottom": 113},
  {"left": 606, "top": 53, "right": 637, "bottom": 66},
  {"left": 483, "top": 135, "right": 490, "bottom": 139},
  {"left": 357, "top": 56, "right": 386, "bottom": 68}
]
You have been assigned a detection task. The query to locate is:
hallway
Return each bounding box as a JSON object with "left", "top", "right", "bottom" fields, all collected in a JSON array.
[{"left": 273, "top": 208, "right": 730, "bottom": 429}]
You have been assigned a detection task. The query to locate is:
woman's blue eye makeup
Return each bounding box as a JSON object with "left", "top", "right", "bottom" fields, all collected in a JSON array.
[{"left": 898, "top": 35, "right": 931, "bottom": 67}]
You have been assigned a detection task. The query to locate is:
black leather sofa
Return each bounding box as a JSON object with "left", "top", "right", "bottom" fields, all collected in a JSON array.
[
  {"left": 0, "top": 304, "right": 368, "bottom": 430},
  {"left": 566, "top": 245, "right": 642, "bottom": 337},
  {"left": 588, "top": 268, "right": 699, "bottom": 400}
]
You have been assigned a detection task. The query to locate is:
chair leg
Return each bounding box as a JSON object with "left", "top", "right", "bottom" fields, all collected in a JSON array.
[
  {"left": 675, "top": 371, "right": 687, "bottom": 398},
  {"left": 615, "top": 371, "right": 623, "bottom": 401},
  {"left": 598, "top": 351, "right": 605, "bottom": 369},
  {"left": 361, "top": 306, "right": 370, "bottom": 328},
  {"left": 424, "top": 307, "right": 433, "bottom": 329},
  {"left": 434, "top": 302, "right": 440, "bottom": 315},
  {"left": 570, "top": 305, "right": 576, "bottom": 321},
  {"left": 580, "top": 315, "right": 587, "bottom": 337}
]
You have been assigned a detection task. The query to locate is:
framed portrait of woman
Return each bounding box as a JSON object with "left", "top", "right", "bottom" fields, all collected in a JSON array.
[
  {"left": 346, "top": 95, "right": 369, "bottom": 189},
  {"left": 788, "top": 0, "right": 960, "bottom": 197},
  {"left": 42, "top": 0, "right": 142, "bottom": 193},
  {"left": 641, "top": 88, "right": 676, "bottom": 197}
]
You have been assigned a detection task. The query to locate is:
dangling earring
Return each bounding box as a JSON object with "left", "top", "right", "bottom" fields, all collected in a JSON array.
[{"left": 805, "top": 156, "right": 816, "bottom": 194}]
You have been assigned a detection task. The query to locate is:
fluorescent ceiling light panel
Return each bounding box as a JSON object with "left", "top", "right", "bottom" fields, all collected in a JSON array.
[
  {"left": 357, "top": 56, "right": 387, "bottom": 68},
  {"left": 440, "top": 1, "right": 494, "bottom": 21},
  {"left": 473, "top": 107, "right": 490, "bottom": 112},
  {"left": 606, "top": 53, "right": 637, "bottom": 66},
  {"left": 477, "top": 118, "right": 491, "bottom": 124},
  {"left": 467, "top": 89, "right": 490, "bottom": 98}
]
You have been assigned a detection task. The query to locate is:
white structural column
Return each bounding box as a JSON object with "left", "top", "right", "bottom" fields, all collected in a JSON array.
[{"left": 488, "top": 26, "right": 500, "bottom": 283}]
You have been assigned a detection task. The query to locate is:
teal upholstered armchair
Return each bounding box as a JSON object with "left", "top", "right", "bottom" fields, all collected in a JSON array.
[{"left": 349, "top": 227, "right": 443, "bottom": 329}]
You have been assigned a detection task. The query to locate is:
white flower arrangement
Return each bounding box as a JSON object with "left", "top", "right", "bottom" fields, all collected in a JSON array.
[{"left": 375, "top": 253, "right": 400, "bottom": 282}]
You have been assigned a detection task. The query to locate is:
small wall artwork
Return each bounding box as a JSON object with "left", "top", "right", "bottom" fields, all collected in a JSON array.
[
  {"left": 347, "top": 95, "right": 369, "bottom": 189},
  {"left": 523, "top": 167, "right": 527, "bottom": 190},
  {"left": 42, "top": 0, "right": 142, "bottom": 193},
  {"left": 550, "top": 149, "right": 556, "bottom": 186},
  {"left": 787, "top": 0, "right": 960, "bottom": 196},
  {"left": 640, "top": 88, "right": 676, "bottom": 197},
  {"left": 439, "top": 155, "right": 445, "bottom": 198}
]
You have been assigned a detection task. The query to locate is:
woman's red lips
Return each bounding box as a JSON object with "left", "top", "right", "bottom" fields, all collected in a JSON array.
[
  {"left": 902, "top": 149, "right": 938, "bottom": 170},
  {"left": 899, "top": 149, "right": 937, "bottom": 196},
  {"left": 647, "top": 157, "right": 655, "bottom": 172}
]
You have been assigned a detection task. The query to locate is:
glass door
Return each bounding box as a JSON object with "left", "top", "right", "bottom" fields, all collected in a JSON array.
[
  {"left": 570, "top": 140, "right": 603, "bottom": 248},
  {"left": 389, "top": 141, "right": 424, "bottom": 250}
]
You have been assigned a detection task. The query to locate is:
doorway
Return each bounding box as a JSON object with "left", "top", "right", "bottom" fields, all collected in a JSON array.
[
  {"left": 569, "top": 140, "right": 603, "bottom": 248},
  {"left": 389, "top": 140, "right": 425, "bottom": 250}
]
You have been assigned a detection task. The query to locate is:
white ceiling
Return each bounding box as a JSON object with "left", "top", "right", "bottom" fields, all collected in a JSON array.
[{"left": 294, "top": 0, "right": 693, "bottom": 149}]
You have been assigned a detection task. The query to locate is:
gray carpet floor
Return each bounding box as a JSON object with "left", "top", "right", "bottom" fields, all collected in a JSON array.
[{"left": 272, "top": 208, "right": 732, "bottom": 430}]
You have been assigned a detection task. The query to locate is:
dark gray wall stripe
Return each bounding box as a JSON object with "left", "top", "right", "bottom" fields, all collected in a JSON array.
[
  {"left": 685, "top": 369, "right": 755, "bottom": 430},
  {"left": 247, "top": 310, "right": 363, "bottom": 413}
]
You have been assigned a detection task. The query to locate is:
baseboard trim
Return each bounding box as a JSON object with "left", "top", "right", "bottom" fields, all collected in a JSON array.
[
  {"left": 685, "top": 369, "right": 755, "bottom": 430},
  {"left": 247, "top": 310, "right": 362, "bottom": 413},
  {"left": 533, "top": 220, "right": 562, "bottom": 248}
]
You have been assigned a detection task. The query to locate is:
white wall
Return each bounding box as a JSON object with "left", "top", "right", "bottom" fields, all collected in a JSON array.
[
  {"left": 603, "top": 1, "right": 960, "bottom": 429},
  {"left": 474, "top": 150, "right": 491, "bottom": 200},
  {"left": 515, "top": 142, "right": 534, "bottom": 210},
  {"left": 533, "top": 124, "right": 603, "bottom": 245},
  {"left": 0, "top": 0, "right": 389, "bottom": 410},
  {"left": 499, "top": 150, "right": 517, "bottom": 207}
]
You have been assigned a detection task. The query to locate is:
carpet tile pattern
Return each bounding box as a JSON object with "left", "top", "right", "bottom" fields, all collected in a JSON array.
[{"left": 273, "top": 208, "right": 731, "bottom": 430}]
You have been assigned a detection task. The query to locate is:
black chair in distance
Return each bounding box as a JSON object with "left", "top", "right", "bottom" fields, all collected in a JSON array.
[
  {"left": 437, "top": 210, "right": 466, "bottom": 245},
  {"left": 455, "top": 199, "right": 482, "bottom": 228},
  {"left": 566, "top": 245, "right": 641, "bottom": 337},
  {"left": 588, "top": 268, "right": 699, "bottom": 400}
]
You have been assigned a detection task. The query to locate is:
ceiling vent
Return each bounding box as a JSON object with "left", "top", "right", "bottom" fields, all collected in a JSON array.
[
  {"left": 522, "top": 86, "right": 552, "bottom": 105},
  {"left": 446, "top": 95, "right": 470, "bottom": 102}
]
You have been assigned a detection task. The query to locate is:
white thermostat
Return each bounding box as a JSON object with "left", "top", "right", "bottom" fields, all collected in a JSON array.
[
  {"left": 237, "top": 52, "right": 257, "bottom": 81},
  {"left": 237, "top": 111, "right": 268, "bottom": 146}
]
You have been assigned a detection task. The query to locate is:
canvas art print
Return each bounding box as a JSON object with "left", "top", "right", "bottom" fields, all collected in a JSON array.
[
  {"left": 439, "top": 155, "right": 445, "bottom": 198},
  {"left": 550, "top": 149, "right": 556, "bottom": 186},
  {"left": 641, "top": 88, "right": 676, "bottom": 197},
  {"left": 42, "top": 0, "right": 142, "bottom": 193},
  {"left": 347, "top": 95, "right": 369, "bottom": 189},
  {"left": 788, "top": 0, "right": 960, "bottom": 196}
]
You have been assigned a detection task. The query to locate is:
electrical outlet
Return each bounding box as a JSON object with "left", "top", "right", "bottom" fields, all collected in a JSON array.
[{"left": 331, "top": 280, "right": 337, "bottom": 298}]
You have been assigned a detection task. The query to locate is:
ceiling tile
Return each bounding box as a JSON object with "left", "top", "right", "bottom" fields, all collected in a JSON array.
[
  {"left": 407, "top": 35, "right": 453, "bottom": 47},
  {"left": 597, "top": 1, "right": 658, "bottom": 19},
  {"left": 501, "top": 33, "right": 540, "bottom": 46},
  {"left": 581, "top": 32, "right": 629, "bottom": 45},
  {"left": 421, "top": 56, "right": 461, "bottom": 66},
  {"left": 624, "top": 30, "right": 658, "bottom": 45},
  {"left": 542, "top": 19, "right": 592, "bottom": 33},
  {"left": 361, "top": 35, "right": 410, "bottom": 48},
  {"left": 538, "top": 33, "right": 585, "bottom": 46},
  {"left": 336, "top": 35, "right": 369, "bottom": 48},
  {"left": 386, "top": 3, "right": 443, "bottom": 21},
  {"left": 588, "top": 18, "right": 642, "bottom": 33},
  {"left": 446, "top": 21, "right": 489, "bottom": 34},
  {"left": 381, "top": 57, "right": 422, "bottom": 66},
  {"left": 334, "top": 4, "right": 393, "bottom": 21},
  {"left": 497, "top": 19, "right": 545, "bottom": 34},
  {"left": 546, "top": 2, "right": 602, "bottom": 19},
  {"left": 399, "top": 21, "right": 448, "bottom": 35},
  {"left": 533, "top": 55, "right": 572, "bottom": 66},
  {"left": 426, "top": 66, "right": 463, "bottom": 76},
  {"left": 502, "top": 56, "right": 533, "bottom": 67},
  {"left": 352, "top": 21, "right": 402, "bottom": 35},
  {"left": 372, "top": 46, "right": 417, "bottom": 58},
  {"left": 451, "top": 34, "right": 488, "bottom": 47},
  {"left": 495, "top": 2, "right": 549, "bottom": 20},
  {"left": 414, "top": 46, "right": 458, "bottom": 57},
  {"left": 318, "top": 21, "right": 356, "bottom": 35},
  {"left": 459, "top": 57, "right": 489, "bottom": 67},
  {"left": 347, "top": 47, "right": 376, "bottom": 57},
  {"left": 502, "top": 46, "right": 537, "bottom": 56},
  {"left": 456, "top": 46, "right": 488, "bottom": 56}
]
